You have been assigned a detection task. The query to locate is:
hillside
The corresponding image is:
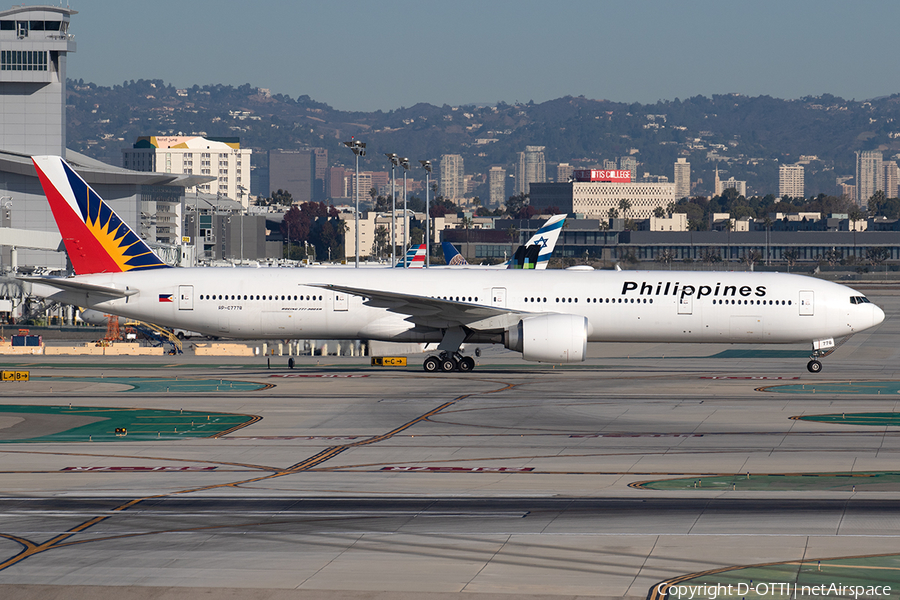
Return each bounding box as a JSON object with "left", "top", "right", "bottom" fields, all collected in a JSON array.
[{"left": 66, "top": 79, "right": 900, "bottom": 198}]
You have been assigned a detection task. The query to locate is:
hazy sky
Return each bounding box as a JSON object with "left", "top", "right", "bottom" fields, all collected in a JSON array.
[{"left": 62, "top": 0, "right": 900, "bottom": 111}]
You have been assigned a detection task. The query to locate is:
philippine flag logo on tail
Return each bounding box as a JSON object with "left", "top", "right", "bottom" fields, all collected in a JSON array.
[
  {"left": 31, "top": 156, "right": 171, "bottom": 276},
  {"left": 159, "top": 294, "right": 174, "bottom": 303}
]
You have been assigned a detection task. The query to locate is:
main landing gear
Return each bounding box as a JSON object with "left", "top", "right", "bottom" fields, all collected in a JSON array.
[{"left": 423, "top": 351, "right": 476, "bottom": 373}]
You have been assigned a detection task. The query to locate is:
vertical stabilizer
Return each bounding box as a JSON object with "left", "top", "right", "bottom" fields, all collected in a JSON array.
[{"left": 32, "top": 155, "right": 170, "bottom": 275}]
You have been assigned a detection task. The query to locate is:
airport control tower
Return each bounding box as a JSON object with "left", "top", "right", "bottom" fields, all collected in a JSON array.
[{"left": 0, "top": 5, "right": 76, "bottom": 156}]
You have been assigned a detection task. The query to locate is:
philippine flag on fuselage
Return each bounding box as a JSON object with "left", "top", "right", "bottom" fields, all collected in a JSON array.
[{"left": 159, "top": 294, "right": 174, "bottom": 303}]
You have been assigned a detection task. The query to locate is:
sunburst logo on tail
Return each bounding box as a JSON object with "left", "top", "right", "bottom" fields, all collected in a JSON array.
[{"left": 32, "top": 156, "right": 170, "bottom": 275}]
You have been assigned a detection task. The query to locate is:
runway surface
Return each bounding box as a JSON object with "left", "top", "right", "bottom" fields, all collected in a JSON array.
[{"left": 0, "top": 284, "right": 899, "bottom": 599}]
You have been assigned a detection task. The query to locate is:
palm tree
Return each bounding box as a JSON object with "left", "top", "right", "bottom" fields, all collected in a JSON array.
[
  {"left": 653, "top": 206, "right": 666, "bottom": 219},
  {"left": 618, "top": 198, "right": 632, "bottom": 221}
]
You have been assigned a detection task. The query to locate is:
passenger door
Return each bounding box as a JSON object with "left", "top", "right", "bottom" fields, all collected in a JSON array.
[
  {"left": 178, "top": 285, "right": 193, "bottom": 311},
  {"left": 491, "top": 287, "right": 507, "bottom": 308},
  {"left": 799, "top": 290, "right": 814, "bottom": 316}
]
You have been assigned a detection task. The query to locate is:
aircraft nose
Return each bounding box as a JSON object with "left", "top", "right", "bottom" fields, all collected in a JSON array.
[{"left": 873, "top": 304, "right": 886, "bottom": 327}]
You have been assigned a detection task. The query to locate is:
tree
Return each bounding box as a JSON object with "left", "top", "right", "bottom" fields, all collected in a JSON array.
[
  {"left": 656, "top": 248, "right": 674, "bottom": 269},
  {"left": 271, "top": 189, "right": 293, "bottom": 207},
  {"left": 781, "top": 248, "right": 799, "bottom": 271},
  {"left": 505, "top": 193, "right": 529, "bottom": 218},
  {"left": 866, "top": 246, "right": 890, "bottom": 269},
  {"left": 743, "top": 249, "right": 762, "bottom": 268},
  {"left": 653, "top": 206, "right": 666, "bottom": 219},
  {"left": 618, "top": 198, "right": 632, "bottom": 221},
  {"left": 372, "top": 225, "right": 389, "bottom": 259}
]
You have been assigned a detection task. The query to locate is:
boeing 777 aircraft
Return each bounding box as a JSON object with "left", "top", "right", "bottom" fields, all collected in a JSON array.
[{"left": 24, "top": 156, "right": 884, "bottom": 373}]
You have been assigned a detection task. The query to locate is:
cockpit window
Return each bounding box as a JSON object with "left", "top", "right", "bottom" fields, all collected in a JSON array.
[{"left": 850, "top": 296, "right": 871, "bottom": 304}]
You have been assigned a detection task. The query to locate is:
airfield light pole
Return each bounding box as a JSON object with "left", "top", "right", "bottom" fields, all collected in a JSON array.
[
  {"left": 419, "top": 160, "right": 433, "bottom": 267},
  {"left": 343, "top": 138, "right": 366, "bottom": 267},
  {"left": 385, "top": 153, "right": 400, "bottom": 266},
  {"left": 400, "top": 158, "right": 410, "bottom": 260}
]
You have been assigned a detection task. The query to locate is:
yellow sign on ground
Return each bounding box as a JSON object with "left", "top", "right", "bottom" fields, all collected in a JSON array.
[
  {"left": 371, "top": 356, "right": 407, "bottom": 367},
  {"left": 1, "top": 371, "right": 29, "bottom": 382}
]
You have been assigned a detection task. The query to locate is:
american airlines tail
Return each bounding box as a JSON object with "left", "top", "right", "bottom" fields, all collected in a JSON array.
[
  {"left": 31, "top": 155, "right": 170, "bottom": 275},
  {"left": 441, "top": 213, "right": 567, "bottom": 268},
  {"left": 396, "top": 244, "right": 426, "bottom": 268}
]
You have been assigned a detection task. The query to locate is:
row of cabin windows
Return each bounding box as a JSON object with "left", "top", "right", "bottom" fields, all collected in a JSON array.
[
  {"left": 712, "top": 299, "right": 791, "bottom": 306},
  {"left": 201, "top": 294, "right": 324, "bottom": 301}
]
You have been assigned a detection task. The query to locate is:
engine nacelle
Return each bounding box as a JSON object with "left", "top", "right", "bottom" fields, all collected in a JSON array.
[{"left": 504, "top": 314, "right": 588, "bottom": 363}]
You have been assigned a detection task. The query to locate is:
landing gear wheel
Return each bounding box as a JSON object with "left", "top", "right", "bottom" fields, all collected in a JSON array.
[
  {"left": 807, "top": 360, "right": 822, "bottom": 373},
  {"left": 440, "top": 357, "right": 457, "bottom": 372},
  {"left": 458, "top": 356, "right": 475, "bottom": 372},
  {"left": 423, "top": 356, "right": 440, "bottom": 372},
  {"left": 288, "top": 357, "right": 295, "bottom": 369}
]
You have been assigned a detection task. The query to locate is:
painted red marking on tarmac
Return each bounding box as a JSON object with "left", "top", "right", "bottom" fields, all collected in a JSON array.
[
  {"left": 381, "top": 466, "right": 534, "bottom": 472},
  {"left": 61, "top": 466, "right": 217, "bottom": 472},
  {"left": 569, "top": 433, "right": 703, "bottom": 438},
  {"left": 700, "top": 376, "right": 800, "bottom": 380},
  {"left": 269, "top": 374, "right": 371, "bottom": 378}
]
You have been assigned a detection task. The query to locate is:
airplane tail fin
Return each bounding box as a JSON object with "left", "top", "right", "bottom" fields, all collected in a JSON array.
[
  {"left": 522, "top": 213, "right": 566, "bottom": 270},
  {"left": 442, "top": 241, "right": 468, "bottom": 266},
  {"left": 396, "top": 243, "right": 426, "bottom": 268},
  {"left": 32, "top": 155, "right": 170, "bottom": 275}
]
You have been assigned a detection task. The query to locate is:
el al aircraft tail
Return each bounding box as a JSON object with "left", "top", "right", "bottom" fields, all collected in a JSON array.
[
  {"left": 32, "top": 156, "right": 169, "bottom": 275},
  {"left": 510, "top": 213, "right": 566, "bottom": 270},
  {"left": 396, "top": 243, "right": 426, "bottom": 268}
]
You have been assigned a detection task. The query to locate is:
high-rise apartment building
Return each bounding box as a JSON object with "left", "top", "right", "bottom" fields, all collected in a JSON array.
[
  {"left": 556, "top": 162, "right": 574, "bottom": 183},
  {"left": 440, "top": 154, "right": 464, "bottom": 202},
  {"left": 674, "top": 158, "right": 691, "bottom": 199},
  {"left": 778, "top": 164, "right": 805, "bottom": 198},
  {"left": 123, "top": 136, "right": 251, "bottom": 203},
  {"left": 856, "top": 150, "right": 883, "bottom": 205},
  {"left": 883, "top": 161, "right": 899, "bottom": 199},
  {"left": 489, "top": 166, "right": 506, "bottom": 207},
  {"left": 515, "top": 146, "right": 546, "bottom": 195},
  {"left": 602, "top": 159, "right": 617, "bottom": 170}
]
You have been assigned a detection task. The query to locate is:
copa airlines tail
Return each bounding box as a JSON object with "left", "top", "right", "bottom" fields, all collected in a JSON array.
[
  {"left": 25, "top": 157, "right": 886, "bottom": 374},
  {"left": 442, "top": 213, "right": 566, "bottom": 269},
  {"left": 31, "top": 156, "right": 170, "bottom": 275}
]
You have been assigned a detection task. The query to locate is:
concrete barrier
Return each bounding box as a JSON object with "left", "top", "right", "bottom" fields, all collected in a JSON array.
[{"left": 193, "top": 343, "right": 254, "bottom": 356}]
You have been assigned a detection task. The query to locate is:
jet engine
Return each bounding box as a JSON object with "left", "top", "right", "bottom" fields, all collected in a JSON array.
[{"left": 504, "top": 314, "right": 588, "bottom": 363}]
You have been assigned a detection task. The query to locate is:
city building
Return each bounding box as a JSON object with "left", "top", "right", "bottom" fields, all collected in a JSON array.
[
  {"left": 529, "top": 169, "right": 676, "bottom": 220},
  {"left": 674, "top": 158, "right": 690, "bottom": 199},
  {"left": 884, "top": 161, "right": 899, "bottom": 199},
  {"left": 488, "top": 166, "right": 506, "bottom": 207},
  {"left": 556, "top": 162, "right": 574, "bottom": 183},
  {"left": 515, "top": 146, "right": 545, "bottom": 195},
  {"left": 714, "top": 167, "right": 746, "bottom": 196},
  {"left": 268, "top": 149, "right": 325, "bottom": 204},
  {"left": 619, "top": 156, "right": 638, "bottom": 181},
  {"left": 778, "top": 164, "right": 805, "bottom": 198},
  {"left": 440, "top": 154, "right": 464, "bottom": 202},
  {"left": 856, "top": 150, "right": 883, "bottom": 205},
  {"left": 0, "top": 6, "right": 210, "bottom": 270},
  {"left": 122, "top": 136, "right": 251, "bottom": 204}
]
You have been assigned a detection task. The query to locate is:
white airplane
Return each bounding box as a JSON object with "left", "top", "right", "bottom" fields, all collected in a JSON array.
[
  {"left": 24, "top": 156, "right": 884, "bottom": 373},
  {"left": 442, "top": 213, "right": 566, "bottom": 268}
]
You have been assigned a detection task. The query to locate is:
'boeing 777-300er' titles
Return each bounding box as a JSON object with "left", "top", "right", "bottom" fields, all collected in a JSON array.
[{"left": 24, "top": 156, "right": 884, "bottom": 373}]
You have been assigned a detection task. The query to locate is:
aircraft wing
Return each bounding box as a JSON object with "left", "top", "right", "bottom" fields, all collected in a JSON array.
[
  {"left": 19, "top": 276, "right": 138, "bottom": 298},
  {"left": 312, "top": 283, "right": 529, "bottom": 330}
]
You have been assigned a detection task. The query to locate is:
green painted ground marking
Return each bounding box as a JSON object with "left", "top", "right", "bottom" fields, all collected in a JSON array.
[
  {"left": 0, "top": 404, "right": 259, "bottom": 443},
  {"left": 660, "top": 554, "right": 900, "bottom": 599},
  {"left": 39, "top": 377, "right": 268, "bottom": 393},
  {"left": 792, "top": 412, "right": 900, "bottom": 426},
  {"left": 633, "top": 471, "right": 900, "bottom": 492},
  {"left": 766, "top": 381, "right": 900, "bottom": 395}
]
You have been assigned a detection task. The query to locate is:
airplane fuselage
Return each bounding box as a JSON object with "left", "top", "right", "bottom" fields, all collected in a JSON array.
[{"left": 33, "top": 268, "right": 883, "bottom": 346}]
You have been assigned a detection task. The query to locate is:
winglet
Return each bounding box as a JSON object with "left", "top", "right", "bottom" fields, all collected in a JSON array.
[{"left": 31, "top": 156, "right": 170, "bottom": 275}]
